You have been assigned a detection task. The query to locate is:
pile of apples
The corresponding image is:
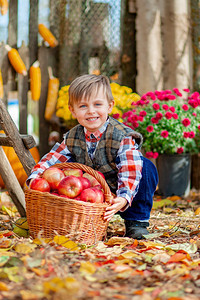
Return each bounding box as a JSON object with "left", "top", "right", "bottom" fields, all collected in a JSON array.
[{"left": 29, "top": 167, "right": 105, "bottom": 204}]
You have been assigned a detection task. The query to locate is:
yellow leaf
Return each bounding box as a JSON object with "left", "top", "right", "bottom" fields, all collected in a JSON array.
[
  {"left": 32, "top": 267, "right": 47, "bottom": 276},
  {"left": 167, "top": 195, "right": 181, "bottom": 201},
  {"left": 79, "top": 261, "right": 96, "bottom": 275},
  {"left": 53, "top": 235, "right": 79, "bottom": 250},
  {"left": 153, "top": 199, "right": 175, "bottom": 209},
  {"left": 119, "top": 251, "right": 139, "bottom": 259},
  {"left": 14, "top": 243, "right": 36, "bottom": 254},
  {"left": 43, "top": 277, "right": 65, "bottom": 293},
  {"left": 105, "top": 237, "right": 134, "bottom": 247},
  {"left": 1, "top": 205, "right": 16, "bottom": 217},
  {"left": 14, "top": 218, "right": 29, "bottom": 230},
  {"left": 33, "top": 238, "right": 53, "bottom": 245},
  {"left": 43, "top": 276, "right": 79, "bottom": 294},
  {"left": 195, "top": 207, "right": 200, "bottom": 215},
  {"left": 0, "top": 281, "right": 9, "bottom": 291}
]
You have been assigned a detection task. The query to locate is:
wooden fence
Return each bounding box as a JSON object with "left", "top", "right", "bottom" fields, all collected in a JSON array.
[{"left": 0, "top": 0, "right": 136, "bottom": 157}]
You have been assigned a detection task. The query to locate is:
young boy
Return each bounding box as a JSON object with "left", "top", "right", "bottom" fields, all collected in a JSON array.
[{"left": 28, "top": 74, "right": 158, "bottom": 239}]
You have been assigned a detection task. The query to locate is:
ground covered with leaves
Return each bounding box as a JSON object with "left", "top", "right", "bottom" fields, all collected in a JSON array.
[{"left": 0, "top": 190, "right": 200, "bottom": 300}]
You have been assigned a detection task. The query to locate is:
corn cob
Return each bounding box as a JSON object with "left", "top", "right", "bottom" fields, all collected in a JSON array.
[
  {"left": 38, "top": 24, "right": 58, "bottom": 48},
  {"left": 0, "top": 68, "right": 4, "bottom": 98},
  {"left": 0, "top": 0, "right": 8, "bottom": 15},
  {"left": 30, "top": 60, "right": 41, "bottom": 101},
  {"left": 44, "top": 67, "right": 60, "bottom": 121},
  {"left": 5, "top": 45, "right": 27, "bottom": 76}
]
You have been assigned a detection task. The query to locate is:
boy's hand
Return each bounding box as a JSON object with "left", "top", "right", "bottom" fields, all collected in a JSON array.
[{"left": 104, "top": 197, "right": 127, "bottom": 222}]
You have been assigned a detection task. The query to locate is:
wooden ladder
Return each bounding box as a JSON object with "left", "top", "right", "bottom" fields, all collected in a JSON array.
[{"left": 0, "top": 98, "right": 37, "bottom": 216}]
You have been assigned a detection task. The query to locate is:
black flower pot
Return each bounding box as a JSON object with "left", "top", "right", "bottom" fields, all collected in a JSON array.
[{"left": 156, "top": 153, "right": 191, "bottom": 197}]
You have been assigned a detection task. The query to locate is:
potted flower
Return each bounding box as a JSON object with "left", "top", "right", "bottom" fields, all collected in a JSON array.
[{"left": 121, "top": 88, "right": 200, "bottom": 197}]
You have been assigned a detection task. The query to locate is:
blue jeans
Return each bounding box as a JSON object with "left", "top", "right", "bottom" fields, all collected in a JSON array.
[{"left": 119, "top": 156, "right": 158, "bottom": 221}]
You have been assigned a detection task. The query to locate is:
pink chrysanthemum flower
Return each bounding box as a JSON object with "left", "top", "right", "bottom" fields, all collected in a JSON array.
[
  {"left": 177, "top": 147, "right": 184, "bottom": 154},
  {"left": 169, "top": 106, "right": 175, "bottom": 112},
  {"left": 151, "top": 117, "right": 159, "bottom": 124},
  {"left": 189, "top": 131, "right": 195, "bottom": 138},
  {"left": 146, "top": 125, "right": 154, "bottom": 132},
  {"left": 172, "top": 113, "right": 178, "bottom": 119},
  {"left": 139, "top": 110, "right": 147, "bottom": 117},
  {"left": 112, "top": 113, "right": 120, "bottom": 119},
  {"left": 183, "top": 132, "right": 189, "bottom": 138},
  {"left": 152, "top": 152, "right": 159, "bottom": 159},
  {"left": 162, "top": 104, "right": 169, "bottom": 110},
  {"left": 152, "top": 103, "right": 160, "bottom": 110},
  {"left": 161, "top": 130, "right": 169, "bottom": 138},
  {"left": 182, "top": 104, "right": 189, "bottom": 111},
  {"left": 155, "top": 112, "right": 163, "bottom": 120},
  {"left": 165, "top": 112, "right": 172, "bottom": 119},
  {"left": 145, "top": 152, "right": 153, "bottom": 158},
  {"left": 182, "top": 118, "right": 191, "bottom": 127}
]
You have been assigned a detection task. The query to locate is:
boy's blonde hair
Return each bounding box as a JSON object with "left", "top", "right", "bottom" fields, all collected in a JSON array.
[{"left": 68, "top": 74, "right": 114, "bottom": 107}]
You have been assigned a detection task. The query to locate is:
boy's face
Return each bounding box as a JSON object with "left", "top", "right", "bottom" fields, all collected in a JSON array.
[{"left": 69, "top": 86, "right": 114, "bottom": 132}]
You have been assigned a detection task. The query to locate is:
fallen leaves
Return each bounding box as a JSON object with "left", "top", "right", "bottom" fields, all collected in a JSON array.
[{"left": 0, "top": 191, "right": 199, "bottom": 299}]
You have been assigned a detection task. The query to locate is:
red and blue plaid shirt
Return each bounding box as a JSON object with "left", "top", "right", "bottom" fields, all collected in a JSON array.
[{"left": 28, "top": 120, "right": 143, "bottom": 208}]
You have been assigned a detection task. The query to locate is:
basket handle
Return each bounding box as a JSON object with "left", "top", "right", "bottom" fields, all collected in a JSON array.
[{"left": 54, "top": 162, "right": 113, "bottom": 204}]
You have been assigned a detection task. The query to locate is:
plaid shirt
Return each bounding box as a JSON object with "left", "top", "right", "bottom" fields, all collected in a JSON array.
[{"left": 28, "top": 120, "right": 143, "bottom": 208}]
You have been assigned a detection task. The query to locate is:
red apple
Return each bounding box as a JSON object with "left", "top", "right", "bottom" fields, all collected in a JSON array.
[
  {"left": 78, "top": 176, "right": 91, "bottom": 190},
  {"left": 42, "top": 167, "right": 65, "bottom": 190},
  {"left": 57, "top": 175, "right": 83, "bottom": 198},
  {"left": 30, "top": 177, "right": 50, "bottom": 193},
  {"left": 91, "top": 187, "right": 104, "bottom": 203},
  {"left": 80, "top": 187, "right": 104, "bottom": 203},
  {"left": 63, "top": 168, "right": 83, "bottom": 177},
  {"left": 82, "top": 173, "right": 99, "bottom": 187}
]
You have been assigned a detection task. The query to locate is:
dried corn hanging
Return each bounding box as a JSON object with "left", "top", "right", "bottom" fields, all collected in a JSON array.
[
  {"left": 0, "top": 0, "right": 8, "bottom": 15},
  {"left": 30, "top": 61, "right": 41, "bottom": 101},
  {"left": 5, "top": 45, "right": 27, "bottom": 76},
  {"left": 44, "top": 67, "right": 59, "bottom": 121},
  {"left": 0, "top": 68, "right": 4, "bottom": 99},
  {"left": 38, "top": 24, "right": 58, "bottom": 48}
]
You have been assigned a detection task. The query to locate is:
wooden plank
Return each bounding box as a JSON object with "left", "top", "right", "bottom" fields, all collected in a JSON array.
[
  {"left": 120, "top": 0, "right": 136, "bottom": 89},
  {"left": 38, "top": 46, "right": 58, "bottom": 156},
  {"left": 0, "top": 99, "right": 36, "bottom": 175},
  {"left": 0, "top": 43, "right": 9, "bottom": 104},
  {"left": 29, "top": 0, "right": 38, "bottom": 66},
  {"left": 7, "top": 0, "right": 18, "bottom": 91},
  {"left": 0, "top": 133, "right": 36, "bottom": 149},
  {"left": 49, "top": 0, "right": 60, "bottom": 41},
  {"left": 0, "top": 146, "right": 26, "bottom": 217},
  {"left": 18, "top": 43, "right": 29, "bottom": 134},
  {"left": 58, "top": 0, "right": 81, "bottom": 85}
]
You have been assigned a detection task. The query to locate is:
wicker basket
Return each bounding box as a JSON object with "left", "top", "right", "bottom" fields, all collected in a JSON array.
[{"left": 25, "top": 162, "right": 113, "bottom": 245}]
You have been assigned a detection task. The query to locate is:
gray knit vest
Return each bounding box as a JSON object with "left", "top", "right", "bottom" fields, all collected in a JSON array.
[{"left": 65, "top": 117, "right": 143, "bottom": 193}]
